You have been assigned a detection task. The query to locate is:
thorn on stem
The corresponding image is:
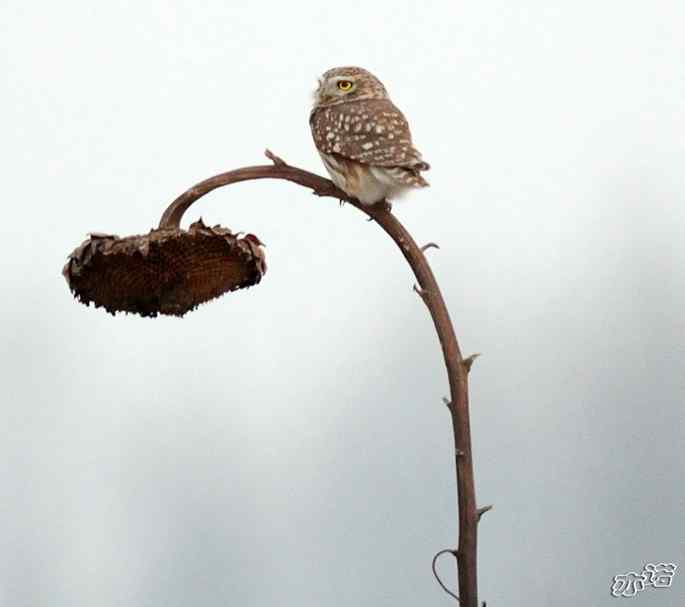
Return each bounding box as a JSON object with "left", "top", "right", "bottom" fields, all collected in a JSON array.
[
  {"left": 264, "top": 149, "right": 286, "bottom": 166},
  {"left": 476, "top": 504, "right": 493, "bottom": 522},
  {"left": 413, "top": 284, "right": 430, "bottom": 303},
  {"left": 462, "top": 353, "right": 481, "bottom": 373},
  {"left": 442, "top": 396, "right": 451, "bottom": 408},
  {"left": 420, "top": 242, "right": 440, "bottom": 252}
]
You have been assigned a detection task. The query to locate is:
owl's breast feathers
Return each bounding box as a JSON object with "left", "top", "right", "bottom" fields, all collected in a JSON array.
[{"left": 310, "top": 99, "right": 430, "bottom": 177}]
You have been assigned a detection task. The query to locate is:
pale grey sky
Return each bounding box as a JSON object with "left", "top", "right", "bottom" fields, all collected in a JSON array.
[{"left": 1, "top": 1, "right": 684, "bottom": 606}]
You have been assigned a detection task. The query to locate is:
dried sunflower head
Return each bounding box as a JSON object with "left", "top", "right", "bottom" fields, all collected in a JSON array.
[{"left": 63, "top": 219, "right": 266, "bottom": 317}]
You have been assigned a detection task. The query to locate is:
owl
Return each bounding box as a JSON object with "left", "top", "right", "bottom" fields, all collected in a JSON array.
[{"left": 310, "top": 66, "right": 430, "bottom": 206}]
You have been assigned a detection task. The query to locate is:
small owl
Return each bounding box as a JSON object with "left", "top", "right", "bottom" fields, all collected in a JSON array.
[{"left": 310, "top": 66, "right": 430, "bottom": 206}]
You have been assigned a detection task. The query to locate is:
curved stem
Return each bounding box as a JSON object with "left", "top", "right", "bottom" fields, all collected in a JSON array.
[
  {"left": 432, "top": 549, "right": 461, "bottom": 602},
  {"left": 160, "top": 151, "right": 480, "bottom": 606}
]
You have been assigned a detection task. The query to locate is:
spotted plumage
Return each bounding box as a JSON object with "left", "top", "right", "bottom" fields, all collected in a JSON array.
[{"left": 310, "top": 66, "right": 430, "bottom": 206}]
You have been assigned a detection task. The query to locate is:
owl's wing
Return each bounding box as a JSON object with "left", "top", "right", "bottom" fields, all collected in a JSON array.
[{"left": 310, "top": 99, "right": 429, "bottom": 171}]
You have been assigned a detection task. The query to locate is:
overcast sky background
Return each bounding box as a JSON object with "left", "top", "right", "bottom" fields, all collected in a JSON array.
[{"left": 1, "top": 2, "right": 684, "bottom": 606}]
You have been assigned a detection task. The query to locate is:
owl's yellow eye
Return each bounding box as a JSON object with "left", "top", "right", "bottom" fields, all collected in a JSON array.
[{"left": 337, "top": 80, "right": 353, "bottom": 91}]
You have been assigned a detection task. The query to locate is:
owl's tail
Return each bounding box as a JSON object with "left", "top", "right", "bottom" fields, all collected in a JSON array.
[{"left": 385, "top": 166, "right": 430, "bottom": 188}]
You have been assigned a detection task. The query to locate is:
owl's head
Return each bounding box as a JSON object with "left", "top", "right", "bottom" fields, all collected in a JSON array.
[{"left": 313, "top": 66, "right": 388, "bottom": 108}]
